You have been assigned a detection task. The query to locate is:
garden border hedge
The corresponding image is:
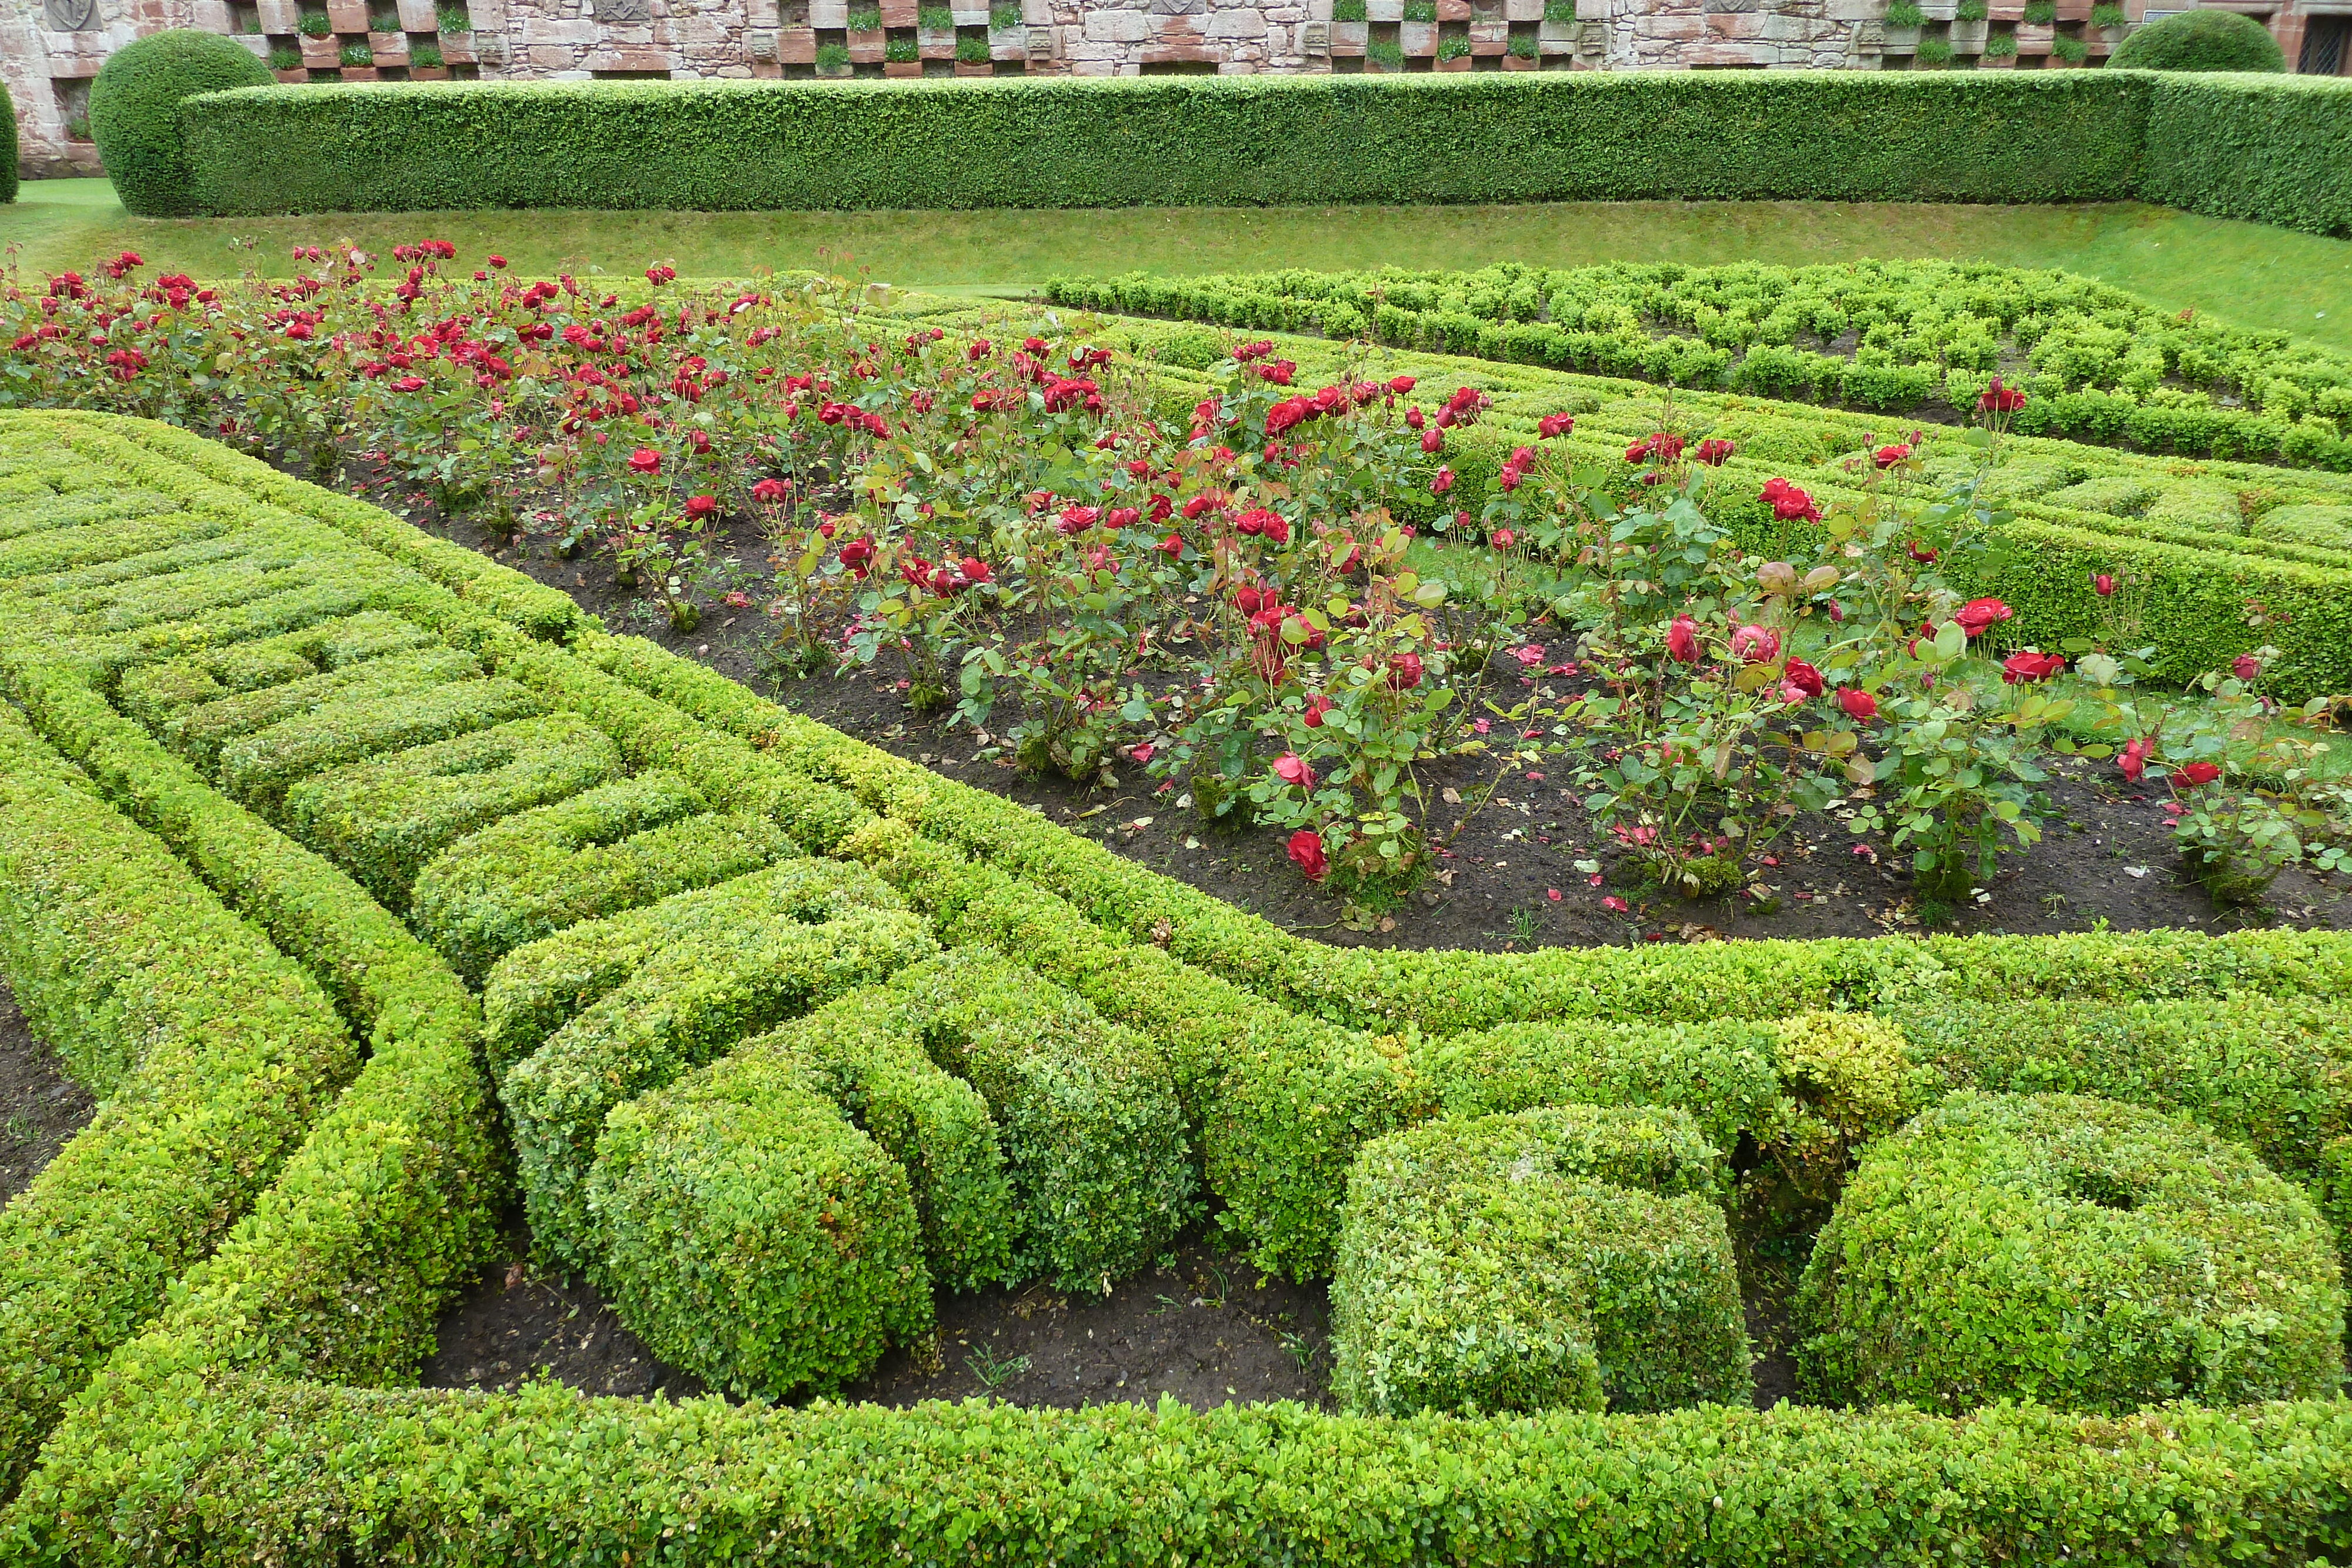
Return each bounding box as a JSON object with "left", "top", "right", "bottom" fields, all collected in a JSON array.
[
  {"left": 168, "top": 69, "right": 2352, "bottom": 238},
  {"left": 5, "top": 411, "right": 2352, "bottom": 1560}
]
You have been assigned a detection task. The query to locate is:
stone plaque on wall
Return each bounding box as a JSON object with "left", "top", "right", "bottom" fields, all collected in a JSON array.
[
  {"left": 45, "top": 0, "right": 102, "bottom": 31},
  {"left": 593, "top": 0, "right": 656, "bottom": 21}
]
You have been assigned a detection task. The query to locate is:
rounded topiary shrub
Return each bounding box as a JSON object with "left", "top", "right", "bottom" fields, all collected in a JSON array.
[
  {"left": 1796, "top": 1092, "right": 2344, "bottom": 1415},
  {"left": 2110, "top": 8, "right": 2286, "bottom": 71},
  {"left": 88, "top": 29, "right": 272, "bottom": 218}
]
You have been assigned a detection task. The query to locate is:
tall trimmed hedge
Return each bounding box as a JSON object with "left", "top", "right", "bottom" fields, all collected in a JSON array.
[
  {"left": 164, "top": 71, "right": 2352, "bottom": 238},
  {"left": 2, "top": 79, "right": 18, "bottom": 207},
  {"left": 176, "top": 72, "right": 2150, "bottom": 216},
  {"left": 2140, "top": 73, "right": 2352, "bottom": 240}
]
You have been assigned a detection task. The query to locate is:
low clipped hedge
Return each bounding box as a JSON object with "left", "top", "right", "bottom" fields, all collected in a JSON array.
[
  {"left": 884, "top": 951, "right": 1195, "bottom": 1293},
  {"left": 1330, "top": 1103, "right": 1747, "bottom": 1417},
  {"left": 726, "top": 983, "right": 1021, "bottom": 1293},
  {"left": 496, "top": 881, "right": 932, "bottom": 1267},
  {"left": 86, "top": 28, "right": 272, "bottom": 218},
  {"left": 282, "top": 711, "right": 624, "bottom": 910},
  {"left": 1051, "top": 263, "right": 2352, "bottom": 470},
  {"left": 0, "top": 704, "right": 357, "bottom": 1493},
  {"left": 1796, "top": 1092, "right": 2347, "bottom": 1413},
  {"left": 410, "top": 773, "right": 788, "bottom": 981}
]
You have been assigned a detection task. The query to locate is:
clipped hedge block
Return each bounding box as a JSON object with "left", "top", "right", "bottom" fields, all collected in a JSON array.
[
  {"left": 1331, "top": 1104, "right": 1748, "bottom": 1417},
  {"left": 730, "top": 985, "right": 1020, "bottom": 1293},
  {"left": 410, "top": 771, "right": 790, "bottom": 982},
  {"left": 282, "top": 712, "right": 624, "bottom": 911},
  {"left": 588, "top": 1049, "right": 933, "bottom": 1399},
  {"left": 499, "top": 888, "right": 935, "bottom": 1266},
  {"left": 1797, "top": 1092, "right": 2347, "bottom": 1413},
  {"left": 886, "top": 948, "right": 1194, "bottom": 1293}
]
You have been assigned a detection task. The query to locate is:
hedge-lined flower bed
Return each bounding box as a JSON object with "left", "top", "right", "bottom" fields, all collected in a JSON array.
[
  {"left": 0, "top": 411, "right": 2349, "bottom": 1561},
  {"left": 0, "top": 411, "right": 2350, "bottom": 1560}
]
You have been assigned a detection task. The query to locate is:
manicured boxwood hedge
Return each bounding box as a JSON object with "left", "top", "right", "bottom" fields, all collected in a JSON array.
[
  {"left": 178, "top": 72, "right": 2150, "bottom": 216},
  {"left": 2140, "top": 73, "right": 2352, "bottom": 241},
  {"left": 1797, "top": 1092, "right": 2346, "bottom": 1413},
  {"left": 1331, "top": 1103, "right": 1748, "bottom": 1417},
  {"left": 0, "top": 704, "right": 356, "bottom": 1494},
  {"left": 167, "top": 70, "right": 2352, "bottom": 238},
  {"left": 7, "top": 410, "right": 2352, "bottom": 1560}
]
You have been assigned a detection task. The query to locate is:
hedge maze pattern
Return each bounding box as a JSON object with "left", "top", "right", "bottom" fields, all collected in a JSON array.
[{"left": 2, "top": 408, "right": 2351, "bottom": 1562}]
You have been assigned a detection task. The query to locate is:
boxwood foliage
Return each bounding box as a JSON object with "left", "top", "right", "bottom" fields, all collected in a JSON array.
[
  {"left": 587, "top": 1041, "right": 935, "bottom": 1400},
  {"left": 2139, "top": 73, "right": 2352, "bottom": 240},
  {"left": 87, "top": 29, "right": 272, "bottom": 218},
  {"left": 409, "top": 771, "right": 789, "bottom": 982},
  {"left": 0, "top": 703, "right": 358, "bottom": 1493},
  {"left": 495, "top": 869, "right": 933, "bottom": 1266},
  {"left": 176, "top": 72, "right": 2149, "bottom": 216},
  {"left": 282, "top": 711, "right": 624, "bottom": 911},
  {"left": 885, "top": 948, "right": 1195, "bottom": 1292},
  {"left": 1796, "top": 1092, "right": 2347, "bottom": 1415},
  {"left": 1331, "top": 1103, "right": 1748, "bottom": 1418},
  {"left": 2111, "top": 8, "right": 2286, "bottom": 71},
  {"left": 717, "top": 981, "right": 1021, "bottom": 1293}
]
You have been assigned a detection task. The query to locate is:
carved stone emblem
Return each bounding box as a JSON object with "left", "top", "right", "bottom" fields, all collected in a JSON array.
[
  {"left": 45, "top": 0, "right": 101, "bottom": 32},
  {"left": 593, "top": 0, "right": 655, "bottom": 22}
]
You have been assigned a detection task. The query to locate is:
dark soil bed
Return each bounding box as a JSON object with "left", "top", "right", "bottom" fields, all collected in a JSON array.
[
  {"left": 0, "top": 981, "right": 96, "bottom": 1207},
  {"left": 419, "top": 1222, "right": 1341, "bottom": 1412},
  {"left": 382, "top": 480, "right": 2352, "bottom": 957}
]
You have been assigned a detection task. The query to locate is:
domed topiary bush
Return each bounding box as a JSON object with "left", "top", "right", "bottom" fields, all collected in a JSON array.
[
  {"left": 88, "top": 29, "right": 273, "bottom": 218},
  {"left": 2110, "top": 7, "right": 2286, "bottom": 71}
]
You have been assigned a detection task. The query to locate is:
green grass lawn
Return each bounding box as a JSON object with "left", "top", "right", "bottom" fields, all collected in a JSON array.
[{"left": 6, "top": 177, "right": 2348, "bottom": 351}]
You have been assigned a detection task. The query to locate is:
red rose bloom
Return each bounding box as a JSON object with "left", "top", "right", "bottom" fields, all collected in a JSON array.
[
  {"left": 1838, "top": 687, "right": 1879, "bottom": 721},
  {"left": 1287, "top": 828, "right": 1328, "bottom": 881},
  {"left": 2002, "top": 649, "right": 2064, "bottom": 684},
  {"left": 2177, "top": 761, "right": 2221, "bottom": 788},
  {"left": 1783, "top": 658, "right": 1825, "bottom": 697},
  {"left": 627, "top": 447, "right": 662, "bottom": 474},
  {"left": 1666, "top": 614, "right": 1700, "bottom": 664},
  {"left": 684, "top": 494, "right": 719, "bottom": 520},
  {"left": 1953, "top": 598, "right": 2013, "bottom": 637}
]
